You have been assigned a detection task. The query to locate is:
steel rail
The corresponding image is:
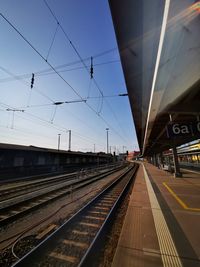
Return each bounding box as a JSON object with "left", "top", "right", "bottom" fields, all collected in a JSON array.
[
  {"left": 0, "top": 164, "right": 126, "bottom": 227},
  {"left": 0, "top": 164, "right": 123, "bottom": 210},
  {"left": 78, "top": 164, "right": 138, "bottom": 267},
  {"left": 0, "top": 163, "right": 120, "bottom": 198},
  {"left": 0, "top": 163, "right": 119, "bottom": 184},
  {"left": 12, "top": 163, "right": 138, "bottom": 267},
  {"left": 0, "top": 172, "right": 76, "bottom": 202}
]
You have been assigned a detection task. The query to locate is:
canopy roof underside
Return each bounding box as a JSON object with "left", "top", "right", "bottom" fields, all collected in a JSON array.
[{"left": 109, "top": 0, "right": 200, "bottom": 156}]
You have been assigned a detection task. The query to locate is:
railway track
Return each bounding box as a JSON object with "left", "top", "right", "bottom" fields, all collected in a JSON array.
[
  {"left": 0, "top": 172, "right": 77, "bottom": 202},
  {"left": 12, "top": 163, "right": 138, "bottom": 267},
  {"left": 0, "top": 164, "right": 127, "bottom": 227},
  {"left": 1, "top": 163, "right": 119, "bottom": 185},
  {"left": 0, "top": 163, "right": 119, "bottom": 201}
]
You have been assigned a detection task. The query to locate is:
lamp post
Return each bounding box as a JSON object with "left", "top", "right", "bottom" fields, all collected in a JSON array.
[
  {"left": 106, "top": 128, "right": 109, "bottom": 154},
  {"left": 58, "top": 134, "right": 61, "bottom": 151},
  {"left": 123, "top": 145, "right": 126, "bottom": 154},
  {"left": 68, "top": 130, "right": 71, "bottom": 151}
]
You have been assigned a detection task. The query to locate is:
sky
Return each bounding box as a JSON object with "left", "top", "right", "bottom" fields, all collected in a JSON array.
[{"left": 0, "top": 0, "right": 139, "bottom": 154}]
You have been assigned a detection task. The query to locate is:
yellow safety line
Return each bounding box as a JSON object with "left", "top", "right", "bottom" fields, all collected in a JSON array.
[
  {"left": 143, "top": 165, "right": 183, "bottom": 267},
  {"left": 163, "top": 182, "right": 200, "bottom": 212},
  {"left": 165, "top": 183, "right": 198, "bottom": 186}
]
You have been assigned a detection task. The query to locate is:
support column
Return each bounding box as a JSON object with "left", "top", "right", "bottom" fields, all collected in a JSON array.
[
  {"left": 167, "top": 156, "right": 171, "bottom": 172},
  {"left": 159, "top": 152, "right": 164, "bottom": 169},
  {"left": 153, "top": 155, "right": 158, "bottom": 166},
  {"left": 168, "top": 114, "right": 182, "bottom": 177},
  {"left": 172, "top": 145, "right": 182, "bottom": 177},
  {"left": 154, "top": 155, "right": 157, "bottom": 166},
  {"left": 155, "top": 154, "right": 159, "bottom": 168}
]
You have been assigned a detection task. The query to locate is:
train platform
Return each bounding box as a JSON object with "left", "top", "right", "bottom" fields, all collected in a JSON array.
[{"left": 112, "top": 162, "right": 200, "bottom": 267}]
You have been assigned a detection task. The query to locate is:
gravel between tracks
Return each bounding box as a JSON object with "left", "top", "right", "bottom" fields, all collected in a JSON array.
[
  {"left": 96, "top": 178, "right": 134, "bottom": 267},
  {"left": 0, "top": 167, "right": 127, "bottom": 267}
]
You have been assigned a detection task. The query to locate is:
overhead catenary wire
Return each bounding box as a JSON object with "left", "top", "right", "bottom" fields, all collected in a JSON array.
[
  {"left": 43, "top": 0, "right": 103, "bottom": 96},
  {"left": 0, "top": 66, "right": 114, "bottom": 146},
  {"left": 42, "top": 1, "right": 128, "bottom": 142},
  {"left": 0, "top": 12, "right": 128, "bottom": 144},
  {"left": 42, "top": 1, "right": 129, "bottom": 141},
  {"left": 0, "top": 65, "right": 55, "bottom": 103},
  {"left": 87, "top": 78, "right": 92, "bottom": 99},
  {"left": 0, "top": 121, "right": 105, "bottom": 150},
  {"left": 2, "top": 40, "right": 198, "bottom": 84},
  {"left": 0, "top": 117, "right": 105, "bottom": 150},
  {"left": 34, "top": 47, "right": 118, "bottom": 75},
  {"left": 0, "top": 13, "right": 96, "bottom": 115},
  {"left": 37, "top": 48, "right": 118, "bottom": 75},
  {"left": 0, "top": 100, "right": 101, "bottom": 146},
  {"left": 0, "top": 13, "right": 84, "bottom": 101},
  {"left": 50, "top": 104, "right": 58, "bottom": 123},
  {"left": 0, "top": 102, "right": 106, "bottom": 148},
  {"left": 6, "top": 108, "right": 24, "bottom": 129},
  {"left": 0, "top": 64, "right": 88, "bottom": 111},
  {"left": 43, "top": 0, "right": 105, "bottom": 116},
  {"left": 46, "top": 21, "right": 60, "bottom": 61},
  {"left": 0, "top": 124, "right": 59, "bottom": 147},
  {"left": 0, "top": 59, "right": 120, "bottom": 82},
  {"left": 72, "top": 130, "right": 105, "bottom": 147},
  {"left": 0, "top": 101, "right": 69, "bottom": 133},
  {"left": 0, "top": 114, "right": 105, "bottom": 150}
]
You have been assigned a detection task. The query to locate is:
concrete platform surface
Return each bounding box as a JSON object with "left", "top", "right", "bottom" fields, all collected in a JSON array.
[{"left": 112, "top": 162, "right": 200, "bottom": 267}]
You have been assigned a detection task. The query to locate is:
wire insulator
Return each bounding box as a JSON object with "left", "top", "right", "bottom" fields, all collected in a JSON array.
[
  {"left": 90, "top": 57, "right": 93, "bottom": 79},
  {"left": 31, "top": 73, "right": 35, "bottom": 88}
]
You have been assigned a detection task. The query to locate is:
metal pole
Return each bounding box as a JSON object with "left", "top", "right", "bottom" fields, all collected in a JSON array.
[
  {"left": 58, "top": 134, "right": 61, "bottom": 151},
  {"left": 68, "top": 130, "right": 71, "bottom": 151},
  {"left": 94, "top": 144, "right": 95, "bottom": 153},
  {"left": 11, "top": 111, "right": 15, "bottom": 129},
  {"left": 172, "top": 145, "right": 182, "bottom": 177},
  {"left": 169, "top": 114, "right": 182, "bottom": 177},
  {"left": 106, "top": 128, "right": 109, "bottom": 154}
]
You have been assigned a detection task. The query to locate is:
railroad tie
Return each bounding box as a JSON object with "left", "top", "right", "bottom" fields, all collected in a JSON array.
[
  {"left": 94, "top": 206, "right": 109, "bottom": 211},
  {"left": 103, "top": 196, "right": 114, "bottom": 200},
  {"left": 85, "top": 215, "right": 105, "bottom": 221},
  {"left": 72, "top": 230, "right": 94, "bottom": 236},
  {"left": 98, "top": 202, "right": 112, "bottom": 207},
  {"left": 63, "top": 239, "right": 88, "bottom": 249},
  {"left": 100, "top": 199, "right": 113, "bottom": 203},
  {"left": 80, "top": 222, "right": 100, "bottom": 228},
  {"left": 89, "top": 210, "right": 107, "bottom": 215},
  {"left": 49, "top": 252, "right": 77, "bottom": 264}
]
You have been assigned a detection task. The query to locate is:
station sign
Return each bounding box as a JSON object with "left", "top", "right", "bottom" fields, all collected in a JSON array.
[{"left": 166, "top": 122, "right": 200, "bottom": 138}]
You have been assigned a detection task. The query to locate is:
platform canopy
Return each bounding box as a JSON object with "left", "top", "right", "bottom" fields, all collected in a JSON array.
[{"left": 109, "top": 0, "right": 200, "bottom": 156}]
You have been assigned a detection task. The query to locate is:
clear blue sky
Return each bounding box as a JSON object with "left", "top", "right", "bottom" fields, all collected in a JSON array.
[{"left": 0, "top": 0, "right": 139, "bottom": 153}]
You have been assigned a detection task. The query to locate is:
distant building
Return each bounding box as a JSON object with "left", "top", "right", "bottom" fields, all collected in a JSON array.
[
  {"left": 126, "top": 151, "right": 140, "bottom": 161},
  {"left": 118, "top": 153, "right": 127, "bottom": 161}
]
